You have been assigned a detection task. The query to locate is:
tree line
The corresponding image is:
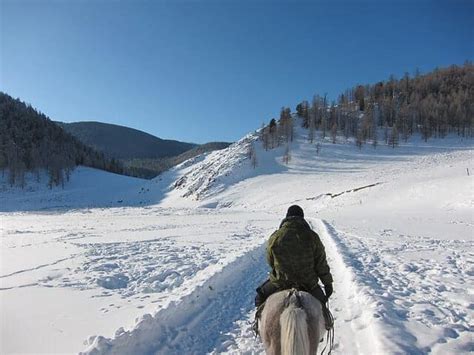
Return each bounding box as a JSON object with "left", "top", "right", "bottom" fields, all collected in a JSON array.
[
  {"left": 0, "top": 92, "right": 124, "bottom": 188},
  {"left": 259, "top": 62, "right": 473, "bottom": 153}
]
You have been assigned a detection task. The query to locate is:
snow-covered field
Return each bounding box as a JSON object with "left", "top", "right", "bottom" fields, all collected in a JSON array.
[{"left": 1, "top": 126, "right": 473, "bottom": 354}]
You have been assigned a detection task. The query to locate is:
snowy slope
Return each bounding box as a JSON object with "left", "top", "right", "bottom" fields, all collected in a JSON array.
[
  {"left": 0, "top": 167, "right": 148, "bottom": 212},
  {"left": 1, "top": 124, "right": 473, "bottom": 354}
]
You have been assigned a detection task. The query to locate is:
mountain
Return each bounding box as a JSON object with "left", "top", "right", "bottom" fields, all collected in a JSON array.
[
  {"left": 58, "top": 120, "right": 231, "bottom": 179},
  {"left": 56, "top": 121, "right": 197, "bottom": 159}
]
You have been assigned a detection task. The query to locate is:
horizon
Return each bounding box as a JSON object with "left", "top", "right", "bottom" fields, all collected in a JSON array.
[{"left": 1, "top": 0, "right": 473, "bottom": 143}]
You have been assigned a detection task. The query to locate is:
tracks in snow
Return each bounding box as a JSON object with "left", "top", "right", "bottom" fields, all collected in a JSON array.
[
  {"left": 311, "top": 219, "right": 386, "bottom": 354},
  {"left": 82, "top": 243, "right": 268, "bottom": 355},
  {"left": 321, "top": 221, "right": 474, "bottom": 354},
  {"left": 83, "top": 219, "right": 385, "bottom": 355}
]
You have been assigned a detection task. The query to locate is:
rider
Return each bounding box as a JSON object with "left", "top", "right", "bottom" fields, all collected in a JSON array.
[{"left": 255, "top": 205, "right": 334, "bottom": 330}]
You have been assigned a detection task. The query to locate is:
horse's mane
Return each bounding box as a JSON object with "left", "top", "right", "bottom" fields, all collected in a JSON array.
[{"left": 280, "top": 289, "right": 310, "bottom": 355}]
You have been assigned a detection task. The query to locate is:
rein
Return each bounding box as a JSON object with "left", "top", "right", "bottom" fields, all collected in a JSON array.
[{"left": 320, "top": 299, "right": 335, "bottom": 355}]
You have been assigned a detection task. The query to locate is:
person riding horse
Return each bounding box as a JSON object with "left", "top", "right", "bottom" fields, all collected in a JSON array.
[{"left": 255, "top": 205, "right": 334, "bottom": 332}]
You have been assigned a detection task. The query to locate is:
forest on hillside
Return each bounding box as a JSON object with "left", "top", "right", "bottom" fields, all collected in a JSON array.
[
  {"left": 260, "top": 63, "right": 474, "bottom": 151},
  {"left": 0, "top": 93, "right": 124, "bottom": 188},
  {"left": 122, "top": 142, "right": 231, "bottom": 179},
  {"left": 0, "top": 92, "right": 230, "bottom": 187}
]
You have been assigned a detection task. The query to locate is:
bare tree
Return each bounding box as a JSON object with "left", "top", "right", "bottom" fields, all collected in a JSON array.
[
  {"left": 331, "top": 123, "right": 337, "bottom": 144},
  {"left": 282, "top": 142, "right": 291, "bottom": 164},
  {"left": 308, "top": 110, "right": 316, "bottom": 143},
  {"left": 372, "top": 131, "right": 378, "bottom": 149},
  {"left": 388, "top": 126, "right": 399, "bottom": 148},
  {"left": 248, "top": 142, "right": 258, "bottom": 168},
  {"left": 356, "top": 129, "right": 363, "bottom": 150}
]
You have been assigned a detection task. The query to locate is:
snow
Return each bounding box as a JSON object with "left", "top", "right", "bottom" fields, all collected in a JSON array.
[{"left": 1, "top": 124, "right": 473, "bottom": 354}]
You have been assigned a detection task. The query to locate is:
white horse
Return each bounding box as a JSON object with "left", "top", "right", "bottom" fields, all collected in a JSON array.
[{"left": 259, "top": 289, "right": 326, "bottom": 355}]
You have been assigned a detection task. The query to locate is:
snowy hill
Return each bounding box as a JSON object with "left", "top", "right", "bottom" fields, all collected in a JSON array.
[{"left": 1, "top": 124, "right": 473, "bottom": 354}]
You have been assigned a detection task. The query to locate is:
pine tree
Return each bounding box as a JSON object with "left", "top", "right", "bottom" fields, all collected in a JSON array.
[{"left": 269, "top": 118, "right": 277, "bottom": 149}]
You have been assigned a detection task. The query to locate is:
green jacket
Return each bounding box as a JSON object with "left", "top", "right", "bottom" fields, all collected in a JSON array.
[{"left": 267, "top": 216, "right": 333, "bottom": 289}]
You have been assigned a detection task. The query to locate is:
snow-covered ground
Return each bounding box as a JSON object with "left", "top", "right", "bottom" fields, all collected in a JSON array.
[{"left": 1, "top": 126, "right": 473, "bottom": 354}]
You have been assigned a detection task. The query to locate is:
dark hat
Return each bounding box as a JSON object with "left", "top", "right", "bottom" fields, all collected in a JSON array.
[{"left": 286, "top": 205, "right": 304, "bottom": 218}]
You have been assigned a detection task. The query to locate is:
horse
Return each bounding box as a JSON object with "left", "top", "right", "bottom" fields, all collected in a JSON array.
[{"left": 258, "top": 288, "right": 326, "bottom": 355}]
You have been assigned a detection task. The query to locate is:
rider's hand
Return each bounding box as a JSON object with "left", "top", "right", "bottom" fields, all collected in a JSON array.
[{"left": 324, "top": 283, "right": 333, "bottom": 300}]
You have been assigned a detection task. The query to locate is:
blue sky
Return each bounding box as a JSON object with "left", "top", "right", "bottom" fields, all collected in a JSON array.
[{"left": 1, "top": 0, "right": 473, "bottom": 143}]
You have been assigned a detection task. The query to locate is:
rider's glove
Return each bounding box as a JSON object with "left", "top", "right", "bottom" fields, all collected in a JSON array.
[{"left": 324, "top": 283, "right": 333, "bottom": 300}]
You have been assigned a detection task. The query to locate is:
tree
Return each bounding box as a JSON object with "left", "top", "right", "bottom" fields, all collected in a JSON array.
[
  {"left": 5, "top": 140, "right": 18, "bottom": 186},
  {"left": 308, "top": 110, "right": 316, "bottom": 143},
  {"left": 296, "top": 101, "right": 309, "bottom": 127},
  {"left": 17, "top": 161, "right": 26, "bottom": 189},
  {"left": 278, "top": 108, "right": 293, "bottom": 143},
  {"left": 384, "top": 122, "right": 389, "bottom": 143},
  {"left": 316, "top": 142, "right": 321, "bottom": 156},
  {"left": 321, "top": 112, "right": 327, "bottom": 139},
  {"left": 331, "top": 123, "right": 337, "bottom": 144},
  {"left": 356, "top": 130, "right": 363, "bottom": 150},
  {"left": 258, "top": 123, "right": 265, "bottom": 142},
  {"left": 388, "top": 126, "right": 399, "bottom": 148},
  {"left": 372, "top": 132, "right": 378, "bottom": 149},
  {"left": 269, "top": 118, "right": 277, "bottom": 149},
  {"left": 355, "top": 85, "right": 365, "bottom": 111},
  {"left": 248, "top": 142, "right": 258, "bottom": 168},
  {"left": 262, "top": 126, "right": 270, "bottom": 151},
  {"left": 282, "top": 142, "right": 291, "bottom": 164}
]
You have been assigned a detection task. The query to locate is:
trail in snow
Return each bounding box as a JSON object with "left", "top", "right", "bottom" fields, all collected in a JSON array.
[
  {"left": 218, "top": 216, "right": 468, "bottom": 354},
  {"left": 311, "top": 219, "right": 385, "bottom": 354},
  {"left": 83, "top": 217, "right": 385, "bottom": 355},
  {"left": 217, "top": 218, "right": 385, "bottom": 355},
  {"left": 82, "top": 244, "right": 268, "bottom": 355}
]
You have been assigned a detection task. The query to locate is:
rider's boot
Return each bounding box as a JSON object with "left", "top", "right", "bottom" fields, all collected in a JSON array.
[{"left": 252, "top": 279, "right": 280, "bottom": 336}]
